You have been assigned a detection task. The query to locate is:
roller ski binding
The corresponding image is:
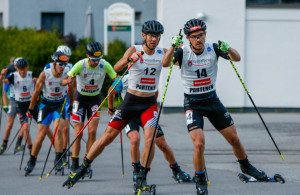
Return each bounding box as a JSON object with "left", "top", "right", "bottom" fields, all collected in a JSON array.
[
  {"left": 194, "top": 174, "right": 208, "bottom": 195},
  {"left": 0, "top": 142, "right": 7, "bottom": 155},
  {"left": 62, "top": 164, "right": 87, "bottom": 189},
  {"left": 82, "top": 165, "right": 93, "bottom": 179},
  {"left": 24, "top": 158, "right": 36, "bottom": 176},
  {"left": 238, "top": 173, "right": 285, "bottom": 184},
  {"left": 133, "top": 168, "right": 156, "bottom": 195},
  {"left": 170, "top": 164, "right": 191, "bottom": 183},
  {"left": 239, "top": 158, "right": 268, "bottom": 181}
]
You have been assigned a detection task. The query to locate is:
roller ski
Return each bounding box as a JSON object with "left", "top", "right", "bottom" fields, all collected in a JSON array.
[
  {"left": 63, "top": 161, "right": 88, "bottom": 189},
  {"left": 133, "top": 167, "right": 156, "bottom": 195},
  {"left": 238, "top": 157, "right": 268, "bottom": 182},
  {"left": 194, "top": 175, "right": 208, "bottom": 195},
  {"left": 54, "top": 153, "right": 64, "bottom": 175},
  {"left": 82, "top": 165, "right": 93, "bottom": 179},
  {"left": 170, "top": 164, "right": 191, "bottom": 183},
  {"left": 0, "top": 141, "right": 7, "bottom": 155},
  {"left": 24, "top": 158, "right": 36, "bottom": 176},
  {"left": 238, "top": 173, "right": 285, "bottom": 184}
]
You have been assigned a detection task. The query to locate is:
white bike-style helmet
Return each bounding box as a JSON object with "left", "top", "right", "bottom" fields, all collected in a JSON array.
[{"left": 56, "top": 45, "right": 72, "bottom": 57}]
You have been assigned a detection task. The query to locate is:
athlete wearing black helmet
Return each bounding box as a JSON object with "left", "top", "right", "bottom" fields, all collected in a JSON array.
[
  {"left": 162, "top": 19, "right": 267, "bottom": 195},
  {"left": 4, "top": 57, "right": 38, "bottom": 157},
  {"left": 62, "top": 21, "right": 168, "bottom": 193},
  {"left": 61, "top": 41, "right": 116, "bottom": 176}
]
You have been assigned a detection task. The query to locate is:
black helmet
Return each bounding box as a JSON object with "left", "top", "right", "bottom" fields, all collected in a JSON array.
[
  {"left": 184, "top": 19, "right": 207, "bottom": 35},
  {"left": 142, "top": 20, "right": 164, "bottom": 34},
  {"left": 85, "top": 41, "right": 103, "bottom": 57},
  {"left": 15, "top": 58, "right": 29, "bottom": 68},
  {"left": 51, "top": 51, "right": 69, "bottom": 63}
]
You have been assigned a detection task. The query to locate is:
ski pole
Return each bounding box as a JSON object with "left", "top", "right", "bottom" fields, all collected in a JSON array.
[
  {"left": 142, "top": 30, "right": 181, "bottom": 189},
  {"left": 219, "top": 41, "right": 284, "bottom": 161},
  {"left": 46, "top": 52, "right": 144, "bottom": 178},
  {"left": 69, "top": 122, "right": 87, "bottom": 144},
  {"left": 40, "top": 84, "right": 72, "bottom": 181},
  {"left": 6, "top": 118, "right": 27, "bottom": 152},
  {"left": 120, "top": 131, "right": 125, "bottom": 178},
  {"left": 19, "top": 118, "right": 32, "bottom": 170},
  {"left": 67, "top": 118, "right": 70, "bottom": 169},
  {"left": 0, "top": 85, "right": 3, "bottom": 134}
]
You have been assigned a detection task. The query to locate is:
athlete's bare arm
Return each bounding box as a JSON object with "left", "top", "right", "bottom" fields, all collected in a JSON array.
[
  {"left": 107, "top": 86, "right": 117, "bottom": 115},
  {"left": 162, "top": 47, "right": 179, "bottom": 67},
  {"left": 227, "top": 47, "right": 241, "bottom": 62},
  {"left": 29, "top": 71, "right": 45, "bottom": 110},
  {"left": 114, "top": 46, "right": 136, "bottom": 72}
]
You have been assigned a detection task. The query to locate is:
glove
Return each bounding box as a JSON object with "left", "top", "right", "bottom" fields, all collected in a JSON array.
[
  {"left": 127, "top": 52, "right": 143, "bottom": 63},
  {"left": 3, "top": 105, "right": 9, "bottom": 113},
  {"left": 172, "top": 35, "right": 183, "bottom": 48},
  {"left": 26, "top": 111, "right": 32, "bottom": 119},
  {"left": 218, "top": 41, "right": 230, "bottom": 52}
]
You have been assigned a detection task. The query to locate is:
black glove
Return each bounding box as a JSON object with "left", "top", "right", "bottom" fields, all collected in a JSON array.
[{"left": 29, "top": 109, "right": 38, "bottom": 122}]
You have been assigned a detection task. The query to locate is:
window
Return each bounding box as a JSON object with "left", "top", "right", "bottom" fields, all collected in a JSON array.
[
  {"left": 135, "top": 12, "right": 142, "bottom": 25},
  {"left": 0, "top": 13, "right": 3, "bottom": 27},
  {"left": 41, "top": 13, "right": 64, "bottom": 35},
  {"left": 247, "top": 0, "right": 300, "bottom": 6}
]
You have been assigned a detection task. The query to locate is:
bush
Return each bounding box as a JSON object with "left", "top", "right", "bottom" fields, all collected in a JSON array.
[{"left": 0, "top": 27, "right": 63, "bottom": 74}]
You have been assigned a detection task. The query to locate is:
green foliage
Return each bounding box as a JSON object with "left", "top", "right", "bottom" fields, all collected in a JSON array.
[{"left": 0, "top": 27, "right": 63, "bottom": 74}]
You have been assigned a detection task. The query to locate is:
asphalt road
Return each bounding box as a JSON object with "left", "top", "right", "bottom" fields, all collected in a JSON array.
[{"left": 0, "top": 111, "right": 299, "bottom": 195}]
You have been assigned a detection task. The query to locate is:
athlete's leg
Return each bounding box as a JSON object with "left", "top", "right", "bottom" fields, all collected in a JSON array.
[
  {"left": 127, "top": 130, "right": 141, "bottom": 162},
  {"left": 31, "top": 124, "right": 51, "bottom": 156},
  {"left": 219, "top": 124, "right": 246, "bottom": 160},
  {"left": 62, "top": 118, "right": 69, "bottom": 150},
  {"left": 189, "top": 128, "right": 205, "bottom": 172},
  {"left": 87, "top": 126, "right": 120, "bottom": 160},
  {"left": 2, "top": 116, "right": 15, "bottom": 140},
  {"left": 140, "top": 126, "right": 156, "bottom": 168},
  {"left": 46, "top": 127, "right": 54, "bottom": 142},
  {"left": 53, "top": 118, "right": 65, "bottom": 153},
  {"left": 86, "top": 118, "right": 99, "bottom": 154},
  {"left": 155, "top": 135, "right": 176, "bottom": 164},
  {"left": 22, "top": 122, "right": 32, "bottom": 147},
  {"left": 72, "top": 122, "right": 84, "bottom": 157}
]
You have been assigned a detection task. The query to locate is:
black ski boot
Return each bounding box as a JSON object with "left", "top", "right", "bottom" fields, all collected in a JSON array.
[
  {"left": 132, "top": 162, "right": 141, "bottom": 182},
  {"left": 194, "top": 173, "right": 208, "bottom": 195},
  {"left": 24, "top": 156, "right": 36, "bottom": 176},
  {"left": 133, "top": 167, "right": 156, "bottom": 195},
  {"left": 238, "top": 157, "right": 268, "bottom": 181},
  {"left": 70, "top": 156, "right": 79, "bottom": 173},
  {"left": 54, "top": 153, "right": 64, "bottom": 176},
  {"left": 170, "top": 163, "right": 191, "bottom": 183},
  {"left": 62, "top": 149, "right": 69, "bottom": 167},
  {"left": 62, "top": 157, "right": 92, "bottom": 189},
  {"left": 0, "top": 141, "right": 8, "bottom": 155},
  {"left": 14, "top": 137, "right": 24, "bottom": 154},
  {"left": 82, "top": 164, "right": 93, "bottom": 179}
]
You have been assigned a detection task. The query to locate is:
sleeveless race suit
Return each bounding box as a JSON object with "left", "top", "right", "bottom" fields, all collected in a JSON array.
[{"left": 109, "top": 45, "right": 164, "bottom": 131}]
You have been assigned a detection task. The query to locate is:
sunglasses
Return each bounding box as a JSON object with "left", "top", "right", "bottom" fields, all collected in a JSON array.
[
  {"left": 56, "top": 62, "right": 67, "bottom": 67},
  {"left": 89, "top": 57, "right": 101, "bottom": 62},
  {"left": 18, "top": 67, "right": 28, "bottom": 71},
  {"left": 189, "top": 33, "right": 206, "bottom": 40}
]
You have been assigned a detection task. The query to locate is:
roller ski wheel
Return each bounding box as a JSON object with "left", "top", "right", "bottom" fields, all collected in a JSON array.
[
  {"left": 133, "top": 184, "right": 156, "bottom": 195},
  {"left": 172, "top": 171, "right": 192, "bottom": 183},
  {"left": 238, "top": 173, "right": 285, "bottom": 184}
]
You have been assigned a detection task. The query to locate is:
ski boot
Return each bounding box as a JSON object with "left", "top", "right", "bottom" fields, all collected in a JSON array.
[
  {"left": 132, "top": 162, "right": 141, "bottom": 182},
  {"left": 62, "top": 150, "right": 69, "bottom": 167},
  {"left": 82, "top": 164, "right": 93, "bottom": 179},
  {"left": 133, "top": 167, "right": 156, "bottom": 195},
  {"left": 14, "top": 137, "right": 24, "bottom": 154},
  {"left": 70, "top": 156, "right": 79, "bottom": 173},
  {"left": 24, "top": 157, "right": 36, "bottom": 176},
  {"left": 54, "top": 153, "right": 64, "bottom": 176},
  {"left": 0, "top": 141, "right": 8, "bottom": 155},
  {"left": 194, "top": 175, "right": 208, "bottom": 195},
  {"left": 170, "top": 163, "right": 191, "bottom": 183},
  {"left": 63, "top": 158, "right": 90, "bottom": 189},
  {"left": 239, "top": 157, "right": 268, "bottom": 181}
]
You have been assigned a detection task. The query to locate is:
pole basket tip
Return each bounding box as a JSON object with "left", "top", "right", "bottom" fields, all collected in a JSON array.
[
  {"left": 207, "top": 181, "right": 210, "bottom": 186},
  {"left": 281, "top": 155, "right": 284, "bottom": 160},
  {"left": 46, "top": 173, "right": 50, "bottom": 178}
]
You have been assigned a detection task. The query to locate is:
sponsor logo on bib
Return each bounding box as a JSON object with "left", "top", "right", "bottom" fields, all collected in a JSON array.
[
  {"left": 193, "top": 78, "right": 211, "bottom": 86},
  {"left": 21, "top": 92, "right": 30, "bottom": 97},
  {"left": 140, "top": 78, "right": 155, "bottom": 84},
  {"left": 84, "top": 85, "right": 98, "bottom": 89},
  {"left": 50, "top": 92, "right": 62, "bottom": 97}
]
